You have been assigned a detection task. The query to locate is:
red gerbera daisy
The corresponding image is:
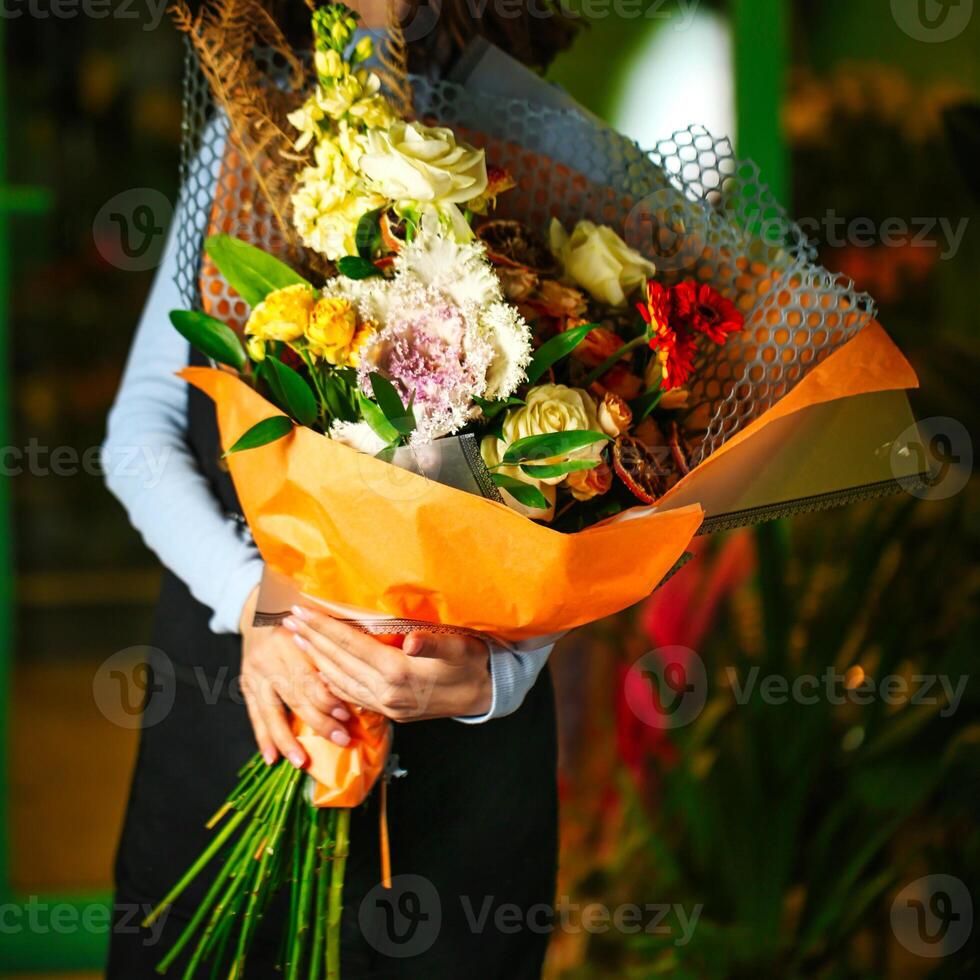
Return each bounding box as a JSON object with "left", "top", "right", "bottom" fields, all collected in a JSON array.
[
  {"left": 671, "top": 281, "right": 744, "bottom": 345},
  {"left": 637, "top": 280, "right": 671, "bottom": 339}
]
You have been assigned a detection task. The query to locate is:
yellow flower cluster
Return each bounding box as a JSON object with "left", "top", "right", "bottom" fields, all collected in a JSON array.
[{"left": 244, "top": 284, "right": 374, "bottom": 367}]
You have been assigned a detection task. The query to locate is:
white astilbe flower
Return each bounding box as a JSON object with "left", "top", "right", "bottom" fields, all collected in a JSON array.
[
  {"left": 479, "top": 301, "right": 532, "bottom": 400},
  {"left": 328, "top": 419, "right": 389, "bottom": 455}
]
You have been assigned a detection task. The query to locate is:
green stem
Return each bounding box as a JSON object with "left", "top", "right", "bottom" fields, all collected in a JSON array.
[
  {"left": 231, "top": 764, "right": 304, "bottom": 976},
  {"left": 207, "top": 887, "right": 245, "bottom": 980},
  {"left": 288, "top": 798, "right": 319, "bottom": 980},
  {"left": 282, "top": 801, "right": 304, "bottom": 972},
  {"left": 157, "top": 808, "right": 263, "bottom": 976},
  {"left": 299, "top": 348, "right": 333, "bottom": 427},
  {"left": 309, "top": 812, "right": 332, "bottom": 980},
  {"left": 179, "top": 821, "right": 266, "bottom": 980},
  {"left": 143, "top": 766, "right": 276, "bottom": 929},
  {"left": 582, "top": 333, "right": 650, "bottom": 387},
  {"left": 326, "top": 809, "right": 350, "bottom": 980}
]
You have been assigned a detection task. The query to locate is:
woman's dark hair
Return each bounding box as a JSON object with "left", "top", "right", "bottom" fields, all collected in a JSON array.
[
  {"left": 400, "top": 0, "right": 581, "bottom": 72},
  {"left": 266, "top": 0, "right": 580, "bottom": 72}
]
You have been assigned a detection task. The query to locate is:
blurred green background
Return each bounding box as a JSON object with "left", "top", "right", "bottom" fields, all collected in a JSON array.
[{"left": 1, "top": 0, "right": 977, "bottom": 976}]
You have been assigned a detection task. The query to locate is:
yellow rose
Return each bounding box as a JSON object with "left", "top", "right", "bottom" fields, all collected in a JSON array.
[
  {"left": 306, "top": 298, "right": 374, "bottom": 366},
  {"left": 500, "top": 384, "right": 603, "bottom": 485},
  {"left": 244, "top": 284, "right": 313, "bottom": 343},
  {"left": 359, "top": 120, "right": 488, "bottom": 207},
  {"left": 550, "top": 219, "right": 656, "bottom": 307}
]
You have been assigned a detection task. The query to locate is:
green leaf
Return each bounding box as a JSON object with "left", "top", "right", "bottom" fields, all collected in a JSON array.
[
  {"left": 473, "top": 395, "right": 524, "bottom": 421},
  {"left": 356, "top": 391, "right": 399, "bottom": 445},
  {"left": 491, "top": 474, "right": 550, "bottom": 510},
  {"left": 520, "top": 457, "right": 600, "bottom": 479},
  {"left": 355, "top": 208, "right": 383, "bottom": 259},
  {"left": 204, "top": 235, "right": 310, "bottom": 308},
  {"left": 337, "top": 255, "right": 382, "bottom": 280},
  {"left": 224, "top": 416, "right": 294, "bottom": 456},
  {"left": 320, "top": 374, "right": 354, "bottom": 422},
  {"left": 369, "top": 372, "right": 415, "bottom": 435},
  {"left": 502, "top": 429, "right": 610, "bottom": 465},
  {"left": 265, "top": 357, "right": 318, "bottom": 427},
  {"left": 525, "top": 322, "right": 599, "bottom": 385},
  {"left": 169, "top": 309, "right": 247, "bottom": 372},
  {"left": 631, "top": 385, "right": 663, "bottom": 422}
]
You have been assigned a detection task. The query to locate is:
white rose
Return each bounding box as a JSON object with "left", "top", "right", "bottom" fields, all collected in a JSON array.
[
  {"left": 550, "top": 219, "right": 656, "bottom": 307},
  {"left": 500, "top": 384, "right": 603, "bottom": 485},
  {"left": 360, "top": 120, "right": 488, "bottom": 207}
]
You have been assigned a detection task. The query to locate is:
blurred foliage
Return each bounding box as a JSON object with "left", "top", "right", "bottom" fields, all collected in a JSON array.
[{"left": 552, "top": 489, "right": 979, "bottom": 978}]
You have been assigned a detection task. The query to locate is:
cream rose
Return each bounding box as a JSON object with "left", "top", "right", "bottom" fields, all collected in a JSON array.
[
  {"left": 550, "top": 219, "right": 656, "bottom": 307},
  {"left": 480, "top": 434, "right": 556, "bottom": 521},
  {"left": 359, "top": 120, "right": 488, "bottom": 207},
  {"left": 500, "top": 384, "right": 603, "bottom": 485}
]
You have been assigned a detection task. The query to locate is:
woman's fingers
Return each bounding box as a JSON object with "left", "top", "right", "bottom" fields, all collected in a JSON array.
[
  {"left": 274, "top": 649, "right": 352, "bottom": 747},
  {"left": 283, "top": 615, "right": 387, "bottom": 696},
  {"left": 404, "top": 630, "right": 484, "bottom": 661},
  {"left": 257, "top": 687, "right": 307, "bottom": 769},
  {"left": 242, "top": 683, "right": 277, "bottom": 765}
]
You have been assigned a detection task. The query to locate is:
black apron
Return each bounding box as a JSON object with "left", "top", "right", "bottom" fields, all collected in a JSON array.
[{"left": 107, "top": 347, "right": 559, "bottom": 978}]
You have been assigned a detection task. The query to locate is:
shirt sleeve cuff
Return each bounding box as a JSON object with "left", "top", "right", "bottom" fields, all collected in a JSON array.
[
  {"left": 453, "top": 641, "right": 555, "bottom": 724},
  {"left": 208, "top": 554, "right": 265, "bottom": 635}
]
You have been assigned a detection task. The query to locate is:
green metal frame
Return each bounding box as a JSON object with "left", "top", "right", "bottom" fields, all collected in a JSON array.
[
  {"left": 0, "top": 2, "right": 790, "bottom": 972},
  {"left": 0, "top": 18, "right": 111, "bottom": 978}
]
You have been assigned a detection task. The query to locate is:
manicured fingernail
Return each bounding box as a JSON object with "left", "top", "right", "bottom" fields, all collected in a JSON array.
[
  {"left": 262, "top": 748, "right": 277, "bottom": 765},
  {"left": 291, "top": 605, "right": 311, "bottom": 621},
  {"left": 282, "top": 616, "right": 299, "bottom": 632},
  {"left": 330, "top": 729, "right": 351, "bottom": 747},
  {"left": 331, "top": 707, "right": 350, "bottom": 722},
  {"left": 288, "top": 750, "right": 306, "bottom": 768},
  {"left": 292, "top": 633, "right": 309, "bottom": 651}
]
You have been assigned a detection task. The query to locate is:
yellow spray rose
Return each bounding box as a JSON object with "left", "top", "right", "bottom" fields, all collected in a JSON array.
[
  {"left": 307, "top": 297, "right": 374, "bottom": 366},
  {"left": 498, "top": 384, "right": 604, "bottom": 486},
  {"left": 550, "top": 219, "right": 656, "bottom": 307},
  {"left": 244, "top": 284, "right": 314, "bottom": 344},
  {"left": 359, "top": 120, "right": 488, "bottom": 207}
]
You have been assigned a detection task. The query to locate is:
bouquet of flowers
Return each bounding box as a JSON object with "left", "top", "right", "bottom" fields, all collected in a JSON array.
[{"left": 147, "top": 3, "right": 923, "bottom": 976}]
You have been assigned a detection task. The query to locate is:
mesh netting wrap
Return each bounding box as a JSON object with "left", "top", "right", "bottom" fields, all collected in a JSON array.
[{"left": 176, "top": 46, "right": 876, "bottom": 462}]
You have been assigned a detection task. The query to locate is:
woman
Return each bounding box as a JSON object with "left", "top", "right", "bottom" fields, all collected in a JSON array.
[{"left": 103, "top": 1, "right": 580, "bottom": 977}]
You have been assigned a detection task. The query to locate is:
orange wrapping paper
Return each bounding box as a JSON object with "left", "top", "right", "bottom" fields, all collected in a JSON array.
[{"left": 180, "top": 319, "right": 917, "bottom": 806}]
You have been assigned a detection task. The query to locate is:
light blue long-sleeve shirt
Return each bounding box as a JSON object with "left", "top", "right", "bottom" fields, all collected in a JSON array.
[{"left": 101, "top": 32, "right": 572, "bottom": 720}]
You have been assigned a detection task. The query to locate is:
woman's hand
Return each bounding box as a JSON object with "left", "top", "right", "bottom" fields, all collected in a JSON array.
[
  {"left": 239, "top": 586, "right": 352, "bottom": 768},
  {"left": 282, "top": 605, "right": 493, "bottom": 722}
]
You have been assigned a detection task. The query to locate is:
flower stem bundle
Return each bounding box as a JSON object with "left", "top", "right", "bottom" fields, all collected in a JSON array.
[{"left": 144, "top": 753, "right": 349, "bottom": 979}]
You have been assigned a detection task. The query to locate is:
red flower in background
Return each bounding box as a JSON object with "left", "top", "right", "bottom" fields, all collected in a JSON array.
[{"left": 615, "top": 533, "right": 756, "bottom": 791}]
